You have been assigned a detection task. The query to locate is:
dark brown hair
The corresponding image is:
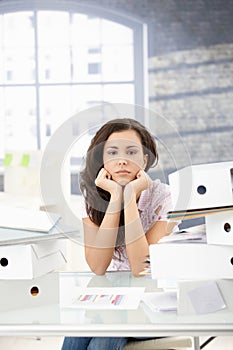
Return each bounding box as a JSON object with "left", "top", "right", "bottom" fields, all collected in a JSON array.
[{"left": 79, "top": 118, "right": 158, "bottom": 250}]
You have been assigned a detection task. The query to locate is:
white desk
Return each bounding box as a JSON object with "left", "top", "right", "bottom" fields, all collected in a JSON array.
[{"left": 0, "top": 271, "right": 232, "bottom": 339}]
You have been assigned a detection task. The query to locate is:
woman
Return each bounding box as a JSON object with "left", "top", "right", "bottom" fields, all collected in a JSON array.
[{"left": 62, "top": 118, "right": 176, "bottom": 350}]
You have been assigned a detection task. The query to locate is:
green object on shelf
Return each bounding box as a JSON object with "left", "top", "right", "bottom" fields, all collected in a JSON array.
[
  {"left": 3, "top": 153, "right": 13, "bottom": 166},
  {"left": 21, "top": 154, "right": 30, "bottom": 167}
]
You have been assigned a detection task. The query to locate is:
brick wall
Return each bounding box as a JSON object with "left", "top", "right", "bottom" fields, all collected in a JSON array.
[{"left": 83, "top": 0, "right": 233, "bottom": 175}]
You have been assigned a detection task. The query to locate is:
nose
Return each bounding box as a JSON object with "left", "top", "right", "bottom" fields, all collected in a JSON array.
[{"left": 118, "top": 158, "right": 127, "bottom": 165}]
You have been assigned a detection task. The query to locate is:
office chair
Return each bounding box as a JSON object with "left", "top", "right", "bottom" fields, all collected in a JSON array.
[{"left": 123, "top": 336, "right": 194, "bottom": 350}]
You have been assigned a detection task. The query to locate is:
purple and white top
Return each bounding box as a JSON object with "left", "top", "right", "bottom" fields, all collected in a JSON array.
[
  {"left": 107, "top": 179, "right": 175, "bottom": 271},
  {"left": 82, "top": 179, "right": 175, "bottom": 272}
]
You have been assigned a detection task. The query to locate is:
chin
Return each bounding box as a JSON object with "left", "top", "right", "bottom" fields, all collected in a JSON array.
[
  {"left": 114, "top": 175, "right": 133, "bottom": 186},
  {"left": 117, "top": 179, "right": 130, "bottom": 186}
]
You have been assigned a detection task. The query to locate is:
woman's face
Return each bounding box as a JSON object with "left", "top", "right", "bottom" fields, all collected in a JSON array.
[{"left": 103, "top": 129, "right": 148, "bottom": 186}]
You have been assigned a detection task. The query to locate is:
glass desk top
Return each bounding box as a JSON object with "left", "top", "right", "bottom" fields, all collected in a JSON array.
[{"left": 0, "top": 271, "right": 232, "bottom": 337}]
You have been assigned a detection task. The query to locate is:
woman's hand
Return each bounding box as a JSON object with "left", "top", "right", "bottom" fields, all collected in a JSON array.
[
  {"left": 127, "top": 170, "right": 152, "bottom": 194},
  {"left": 124, "top": 170, "right": 152, "bottom": 202},
  {"left": 95, "top": 168, "right": 122, "bottom": 198}
]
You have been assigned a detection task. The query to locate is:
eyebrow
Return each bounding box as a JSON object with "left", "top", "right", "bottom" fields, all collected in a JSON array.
[{"left": 106, "top": 145, "right": 140, "bottom": 149}]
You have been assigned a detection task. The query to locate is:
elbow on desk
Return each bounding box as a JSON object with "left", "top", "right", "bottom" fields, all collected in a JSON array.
[
  {"left": 87, "top": 263, "right": 107, "bottom": 276},
  {"left": 91, "top": 268, "right": 106, "bottom": 276},
  {"left": 130, "top": 264, "right": 145, "bottom": 277},
  {"left": 129, "top": 258, "right": 150, "bottom": 277},
  {"left": 85, "top": 253, "right": 108, "bottom": 275},
  {"left": 131, "top": 270, "right": 143, "bottom": 278}
]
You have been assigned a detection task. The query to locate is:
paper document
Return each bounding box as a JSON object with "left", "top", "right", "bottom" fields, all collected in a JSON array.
[
  {"left": 0, "top": 206, "right": 61, "bottom": 232},
  {"left": 0, "top": 224, "right": 80, "bottom": 245},
  {"left": 61, "top": 287, "right": 145, "bottom": 310},
  {"left": 188, "top": 281, "right": 226, "bottom": 314},
  {"left": 141, "top": 291, "right": 177, "bottom": 312},
  {"left": 158, "top": 224, "right": 206, "bottom": 244}
]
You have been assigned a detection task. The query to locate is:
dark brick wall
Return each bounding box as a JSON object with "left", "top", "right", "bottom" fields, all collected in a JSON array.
[{"left": 82, "top": 0, "right": 233, "bottom": 55}]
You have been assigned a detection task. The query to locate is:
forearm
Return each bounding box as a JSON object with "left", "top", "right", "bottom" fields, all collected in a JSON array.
[
  {"left": 85, "top": 194, "right": 122, "bottom": 274},
  {"left": 124, "top": 191, "right": 149, "bottom": 276}
]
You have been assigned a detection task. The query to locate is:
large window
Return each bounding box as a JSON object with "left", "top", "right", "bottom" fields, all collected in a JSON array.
[{"left": 0, "top": 0, "right": 147, "bottom": 158}]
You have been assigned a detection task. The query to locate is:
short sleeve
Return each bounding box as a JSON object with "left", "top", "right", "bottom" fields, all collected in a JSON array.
[
  {"left": 138, "top": 180, "right": 180, "bottom": 232},
  {"left": 157, "top": 184, "right": 174, "bottom": 220}
]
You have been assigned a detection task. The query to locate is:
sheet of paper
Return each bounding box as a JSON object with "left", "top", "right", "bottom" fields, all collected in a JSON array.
[
  {"left": 0, "top": 224, "right": 80, "bottom": 245},
  {"left": 158, "top": 224, "right": 206, "bottom": 244},
  {"left": 141, "top": 291, "right": 177, "bottom": 312},
  {"left": 188, "top": 281, "right": 226, "bottom": 314},
  {"left": 61, "top": 287, "right": 145, "bottom": 310},
  {"left": 0, "top": 206, "right": 61, "bottom": 232}
]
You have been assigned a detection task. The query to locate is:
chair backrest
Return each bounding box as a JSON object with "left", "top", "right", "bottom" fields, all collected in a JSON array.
[{"left": 123, "top": 336, "right": 194, "bottom": 350}]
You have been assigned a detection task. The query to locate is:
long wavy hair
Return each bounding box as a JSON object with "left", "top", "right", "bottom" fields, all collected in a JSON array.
[{"left": 79, "top": 118, "right": 158, "bottom": 255}]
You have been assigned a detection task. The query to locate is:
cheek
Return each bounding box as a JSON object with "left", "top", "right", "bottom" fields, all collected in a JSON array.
[
  {"left": 103, "top": 159, "right": 113, "bottom": 173},
  {"left": 131, "top": 157, "right": 145, "bottom": 169}
]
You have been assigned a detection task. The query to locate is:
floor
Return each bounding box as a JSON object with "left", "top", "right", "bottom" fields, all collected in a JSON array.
[{"left": 0, "top": 336, "right": 233, "bottom": 350}]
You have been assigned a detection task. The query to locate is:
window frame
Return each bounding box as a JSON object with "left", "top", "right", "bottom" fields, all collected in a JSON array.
[{"left": 0, "top": 0, "right": 148, "bottom": 152}]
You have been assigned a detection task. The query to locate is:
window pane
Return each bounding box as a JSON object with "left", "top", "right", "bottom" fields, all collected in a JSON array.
[
  {"left": 71, "top": 15, "right": 134, "bottom": 82},
  {"left": 38, "top": 47, "right": 71, "bottom": 83},
  {"left": 38, "top": 11, "right": 71, "bottom": 82},
  {"left": 3, "top": 87, "right": 37, "bottom": 150},
  {"left": 102, "top": 45, "right": 134, "bottom": 81},
  {"left": 38, "top": 11, "right": 70, "bottom": 46},
  {"left": 3, "top": 48, "right": 35, "bottom": 84},
  {"left": 71, "top": 14, "right": 101, "bottom": 46},
  {"left": 71, "top": 15, "right": 102, "bottom": 83},
  {"left": 88, "top": 62, "right": 101, "bottom": 75},
  {"left": 103, "top": 84, "right": 134, "bottom": 103},
  {"left": 72, "top": 44, "right": 133, "bottom": 82},
  {"left": 40, "top": 86, "right": 72, "bottom": 147},
  {"left": 71, "top": 85, "right": 102, "bottom": 113},
  {"left": 102, "top": 19, "right": 133, "bottom": 45},
  {"left": 0, "top": 6, "right": 142, "bottom": 158},
  {"left": 3, "top": 12, "right": 34, "bottom": 47},
  {"left": 72, "top": 46, "right": 102, "bottom": 82},
  {"left": 1, "top": 12, "right": 35, "bottom": 84}
]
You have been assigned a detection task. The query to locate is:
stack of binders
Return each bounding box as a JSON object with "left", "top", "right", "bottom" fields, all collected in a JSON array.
[
  {"left": 150, "top": 161, "right": 233, "bottom": 314},
  {"left": 0, "top": 210, "right": 67, "bottom": 312}
]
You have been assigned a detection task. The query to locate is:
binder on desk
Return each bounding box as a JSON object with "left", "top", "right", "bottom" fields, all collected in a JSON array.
[
  {"left": 0, "top": 239, "right": 67, "bottom": 279},
  {"left": 205, "top": 211, "right": 233, "bottom": 246},
  {"left": 0, "top": 272, "right": 59, "bottom": 311},
  {"left": 149, "top": 243, "right": 233, "bottom": 280},
  {"left": 168, "top": 161, "right": 233, "bottom": 211},
  {"left": 165, "top": 161, "right": 233, "bottom": 316}
]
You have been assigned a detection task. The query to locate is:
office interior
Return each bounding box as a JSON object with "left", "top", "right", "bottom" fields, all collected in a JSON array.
[{"left": 0, "top": 0, "right": 233, "bottom": 349}]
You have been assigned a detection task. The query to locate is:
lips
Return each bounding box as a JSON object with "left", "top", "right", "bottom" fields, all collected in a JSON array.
[{"left": 116, "top": 170, "right": 130, "bottom": 174}]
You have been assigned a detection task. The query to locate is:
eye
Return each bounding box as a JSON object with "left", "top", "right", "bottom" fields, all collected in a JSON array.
[
  {"left": 107, "top": 150, "right": 117, "bottom": 156},
  {"left": 127, "top": 149, "right": 138, "bottom": 156}
]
